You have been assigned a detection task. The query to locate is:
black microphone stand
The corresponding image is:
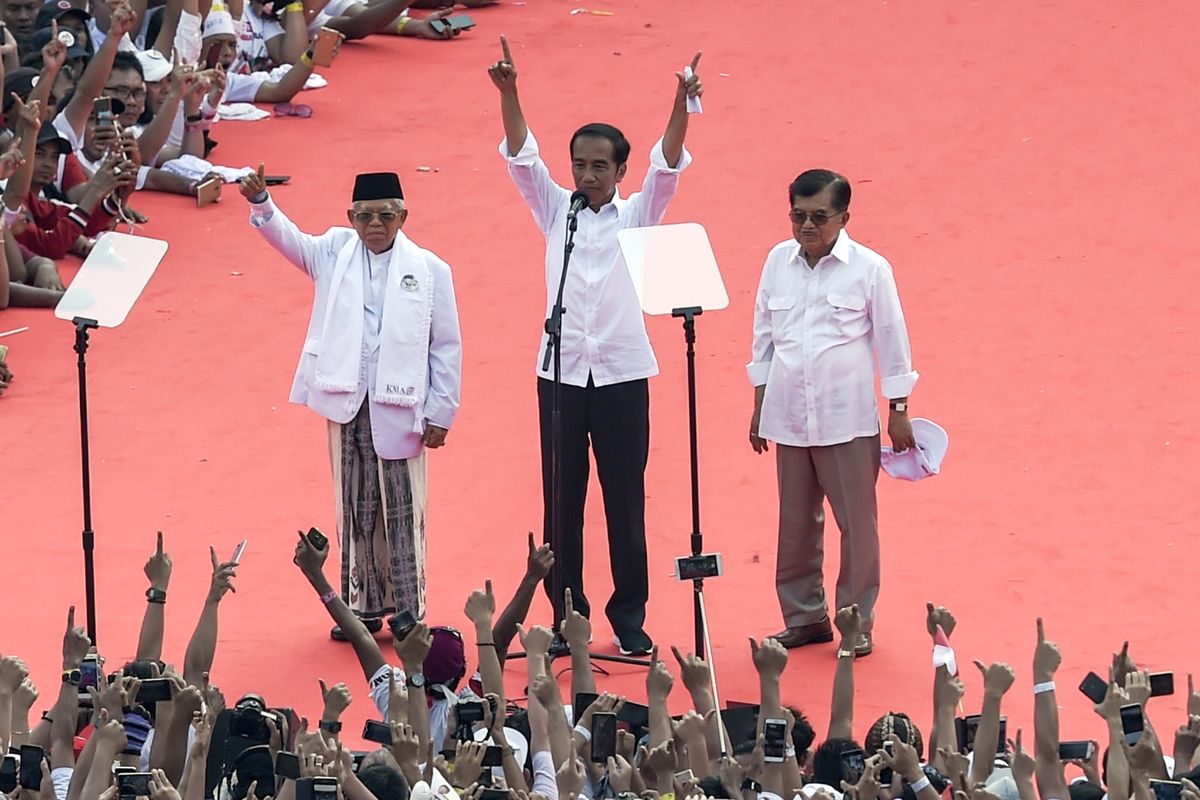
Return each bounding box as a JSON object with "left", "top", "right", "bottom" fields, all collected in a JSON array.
[
  {"left": 73, "top": 317, "right": 100, "bottom": 644},
  {"left": 509, "top": 200, "right": 651, "bottom": 669}
]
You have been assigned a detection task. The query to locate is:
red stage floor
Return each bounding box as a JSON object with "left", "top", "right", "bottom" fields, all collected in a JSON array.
[{"left": 2, "top": 0, "right": 1198, "bottom": 752}]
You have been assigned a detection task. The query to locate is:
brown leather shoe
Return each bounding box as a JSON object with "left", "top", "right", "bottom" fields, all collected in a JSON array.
[
  {"left": 854, "top": 632, "right": 873, "bottom": 657},
  {"left": 770, "top": 618, "right": 834, "bottom": 649}
]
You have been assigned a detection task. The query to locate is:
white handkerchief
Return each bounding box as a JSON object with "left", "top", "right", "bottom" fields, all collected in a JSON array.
[{"left": 684, "top": 65, "right": 702, "bottom": 114}]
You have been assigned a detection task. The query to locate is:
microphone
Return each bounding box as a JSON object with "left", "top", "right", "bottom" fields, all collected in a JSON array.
[{"left": 566, "top": 190, "right": 589, "bottom": 220}]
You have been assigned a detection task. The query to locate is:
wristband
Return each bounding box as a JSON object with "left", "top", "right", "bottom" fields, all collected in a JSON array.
[
  {"left": 476, "top": 641, "right": 496, "bottom": 648},
  {"left": 318, "top": 720, "right": 342, "bottom": 734},
  {"left": 785, "top": 746, "right": 796, "bottom": 759},
  {"left": 837, "top": 648, "right": 855, "bottom": 659},
  {"left": 909, "top": 777, "right": 931, "bottom": 793},
  {"left": 1033, "top": 681, "right": 1056, "bottom": 695},
  {"left": 319, "top": 589, "right": 337, "bottom": 604},
  {"left": 741, "top": 780, "right": 763, "bottom": 794},
  {"left": 185, "top": 112, "right": 203, "bottom": 123},
  {"left": 249, "top": 190, "right": 269, "bottom": 204},
  {"left": 395, "top": 16, "right": 411, "bottom": 32},
  {"left": 285, "top": 1, "right": 304, "bottom": 11},
  {"left": 301, "top": 50, "right": 314, "bottom": 67},
  {"left": 573, "top": 724, "right": 591, "bottom": 742},
  {"left": 146, "top": 588, "right": 167, "bottom": 604}
]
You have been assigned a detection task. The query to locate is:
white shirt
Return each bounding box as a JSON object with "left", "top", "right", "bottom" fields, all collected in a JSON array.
[
  {"left": 501, "top": 129, "right": 691, "bottom": 387},
  {"left": 747, "top": 231, "right": 918, "bottom": 448}
]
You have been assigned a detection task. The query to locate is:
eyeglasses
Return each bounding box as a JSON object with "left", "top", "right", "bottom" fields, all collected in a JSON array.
[
  {"left": 105, "top": 86, "right": 145, "bottom": 102},
  {"left": 352, "top": 211, "right": 399, "bottom": 224},
  {"left": 273, "top": 102, "right": 313, "bottom": 118},
  {"left": 788, "top": 209, "right": 842, "bottom": 225}
]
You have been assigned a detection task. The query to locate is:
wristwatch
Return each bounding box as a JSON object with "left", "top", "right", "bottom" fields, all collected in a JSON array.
[
  {"left": 146, "top": 588, "right": 167, "bottom": 604},
  {"left": 741, "top": 779, "right": 763, "bottom": 794},
  {"left": 889, "top": 401, "right": 908, "bottom": 413},
  {"left": 318, "top": 720, "right": 342, "bottom": 734},
  {"left": 62, "top": 669, "right": 81, "bottom": 685},
  {"left": 406, "top": 673, "right": 426, "bottom": 689}
]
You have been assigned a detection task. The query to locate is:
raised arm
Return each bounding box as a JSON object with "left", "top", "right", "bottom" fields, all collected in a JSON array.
[
  {"left": 968, "top": 661, "right": 1015, "bottom": 786},
  {"left": 2, "top": 99, "right": 41, "bottom": 214},
  {"left": 489, "top": 35, "right": 526, "bottom": 155},
  {"left": 661, "top": 52, "right": 701, "bottom": 169},
  {"left": 252, "top": 52, "right": 315, "bottom": 103},
  {"left": 1032, "top": 618, "right": 1071, "bottom": 800},
  {"left": 240, "top": 164, "right": 329, "bottom": 277},
  {"left": 493, "top": 534, "right": 554, "bottom": 664},
  {"left": 464, "top": 581, "right": 503, "bottom": 697},
  {"left": 137, "top": 532, "right": 173, "bottom": 661},
  {"left": 645, "top": 650, "right": 673, "bottom": 748},
  {"left": 751, "top": 636, "right": 789, "bottom": 797},
  {"left": 828, "top": 605, "right": 861, "bottom": 740},
  {"left": 182, "top": 547, "right": 238, "bottom": 686},
  {"left": 65, "top": 5, "right": 138, "bottom": 134},
  {"left": 561, "top": 589, "right": 595, "bottom": 702}
]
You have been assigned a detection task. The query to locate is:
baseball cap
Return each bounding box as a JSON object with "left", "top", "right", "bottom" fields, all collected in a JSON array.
[
  {"left": 425, "top": 626, "right": 466, "bottom": 689},
  {"left": 31, "top": 26, "right": 89, "bottom": 60},
  {"left": 880, "top": 417, "right": 949, "bottom": 481},
  {"left": 35, "top": 0, "right": 91, "bottom": 31},
  {"left": 135, "top": 49, "right": 171, "bottom": 82},
  {"left": 3, "top": 68, "right": 41, "bottom": 112},
  {"left": 35, "top": 121, "right": 71, "bottom": 155}
]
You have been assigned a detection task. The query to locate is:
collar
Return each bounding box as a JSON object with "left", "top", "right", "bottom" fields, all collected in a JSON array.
[
  {"left": 580, "top": 186, "right": 624, "bottom": 215},
  {"left": 791, "top": 229, "right": 852, "bottom": 267}
]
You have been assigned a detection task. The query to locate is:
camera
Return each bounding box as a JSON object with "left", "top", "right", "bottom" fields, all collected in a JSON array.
[{"left": 230, "top": 707, "right": 271, "bottom": 743}]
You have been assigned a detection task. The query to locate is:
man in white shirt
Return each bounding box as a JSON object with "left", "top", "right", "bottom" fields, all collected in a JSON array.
[
  {"left": 488, "top": 36, "right": 702, "bottom": 656},
  {"left": 747, "top": 170, "right": 918, "bottom": 658},
  {"left": 240, "top": 167, "right": 463, "bottom": 641}
]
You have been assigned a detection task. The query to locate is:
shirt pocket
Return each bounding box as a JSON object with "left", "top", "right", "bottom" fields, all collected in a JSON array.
[
  {"left": 767, "top": 295, "right": 796, "bottom": 312},
  {"left": 827, "top": 292, "right": 866, "bottom": 312}
]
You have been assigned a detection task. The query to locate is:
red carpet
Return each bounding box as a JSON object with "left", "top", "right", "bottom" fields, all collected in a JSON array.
[{"left": 3, "top": 0, "right": 1198, "bottom": 751}]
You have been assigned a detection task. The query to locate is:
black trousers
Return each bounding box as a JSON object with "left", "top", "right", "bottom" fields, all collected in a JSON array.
[{"left": 538, "top": 375, "right": 650, "bottom": 634}]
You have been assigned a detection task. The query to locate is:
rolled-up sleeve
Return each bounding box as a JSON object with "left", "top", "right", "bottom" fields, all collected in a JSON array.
[
  {"left": 633, "top": 136, "right": 691, "bottom": 227},
  {"left": 500, "top": 129, "right": 569, "bottom": 236},
  {"left": 869, "top": 261, "right": 919, "bottom": 398},
  {"left": 746, "top": 260, "right": 775, "bottom": 386},
  {"left": 530, "top": 751, "right": 558, "bottom": 800}
]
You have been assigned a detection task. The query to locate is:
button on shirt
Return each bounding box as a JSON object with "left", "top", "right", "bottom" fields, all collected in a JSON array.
[
  {"left": 501, "top": 129, "right": 692, "bottom": 387},
  {"left": 747, "top": 231, "right": 918, "bottom": 448}
]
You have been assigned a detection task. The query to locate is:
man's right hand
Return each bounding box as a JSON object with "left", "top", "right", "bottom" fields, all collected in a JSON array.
[
  {"left": 293, "top": 529, "right": 328, "bottom": 580},
  {"left": 749, "top": 406, "right": 768, "bottom": 454},
  {"left": 145, "top": 531, "right": 172, "bottom": 591},
  {"left": 487, "top": 35, "right": 517, "bottom": 92},
  {"left": 240, "top": 163, "right": 267, "bottom": 201}
]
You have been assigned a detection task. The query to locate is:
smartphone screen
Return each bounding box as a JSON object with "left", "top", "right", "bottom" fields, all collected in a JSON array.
[
  {"left": 138, "top": 678, "right": 173, "bottom": 705},
  {"left": 306, "top": 527, "right": 328, "bottom": 550},
  {"left": 955, "top": 715, "right": 981, "bottom": 753},
  {"left": 118, "top": 773, "right": 152, "bottom": 798},
  {"left": 840, "top": 748, "right": 866, "bottom": 782},
  {"left": 79, "top": 656, "right": 99, "bottom": 693},
  {"left": 275, "top": 751, "right": 301, "bottom": 780},
  {"left": 763, "top": 719, "right": 787, "bottom": 763},
  {"left": 1059, "top": 741, "right": 1094, "bottom": 760},
  {"left": 590, "top": 712, "right": 617, "bottom": 763},
  {"left": 388, "top": 609, "right": 416, "bottom": 640},
  {"left": 17, "top": 746, "right": 41, "bottom": 791},
  {"left": 1079, "top": 672, "right": 1108, "bottom": 705},
  {"left": 1149, "top": 672, "right": 1174, "bottom": 697},
  {"left": 362, "top": 720, "right": 392, "bottom": 745},
  {"left": 1150, "top": 782, "right": 1183, "bottom": 800},
  {"left": 231, "top": 540, "right": 248, "bottom": 564},
  {"left": 0, "top": 755, "right": 17, "bottom": 794},
  {"left": 1120, "top": 705, "right": 1144, "bottom": 745},
  {"left": 879, "top": 742, "right": 895, "bottom": 785},
  {"left": 481, "top": 745, "right": 503, "bottom": 767}
]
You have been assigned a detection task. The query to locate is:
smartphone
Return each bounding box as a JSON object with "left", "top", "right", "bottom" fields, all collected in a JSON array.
[
  {"left": 479, "top": 791, "right": 510, "bottom": 800},
  {"left": 1149, "top": 672, "right": 1174, "bottom": 697},
  {"left": 955, "top": 716, "right": 979, "bottom": 753},
  {"left": 362, "top": 720, "right": 392, "bottom": 745},
  {"left": 590, "top": 712, "right": 617, "bottom": 763},
  {"left": 1150, "top": 781, "right": 1184, "bottom": 800},
  {"left": 196, "top": 176, "right": 221, "bottom": 208},
  {"left": 18, "top": 746, "right": 42, "bottom": 791},
  {"left": 231, "top": 540, "right": 248, "bottom": 564},
  {"left": 306, "top": 527, "right": 328, "bottom": 551},
  {"left": 763, "top": 718, "right": 788, "bottom": 763},
  {"left": 675, "top": 769, "right": 696, "bottom": 784},
  {"left": 0, "top": 344, "right": 7, "bottom": 362},
  {"left": 93, "top": 96, "right": 114, "bottom": 128},
  {"left": 388, "top": 609, "right": 417, "bottom": 640},
  {"left": 573, "top": 692, "right": 650, "bottom": 732},
  {"left": 1, "top": 754, "right": 18, "bottom": 793},
  {"left": 482, "top": 745, "right": 504, "bottom": 767},
  {"left": 446, "top": 13, "right": 474, "bottom": 31},
  {"left": 138, "top": 678, "right": 174, "bottom": 705},
  {"left": 117, "top": 773, "right": 152, "bottom": 798},
  {"left": 312, "top": 27, "right": 342, "bottom": 67},
  {"left": 126, "top": 660, "right": 158, "bottom": 680},
  {"left": 203, "top": 40, "right": 222, "bottom": 69},
  {"left": 997, "top": 717, "right": 1008, "bottom": 751},
  {"left": 879, "top": 741, "right": 895, "bottom": 785},
  {"left": 1059, "top": 741, "right": 1095, "bottom": 761},
  {"left": 295, "top": 776, "right": 338, "bottom": 800},
  {"left": 673, "top": 553, "right": 723, "bottom": 581},
  {"left": 113, "top": 766, "right": 135, "bottom": 778},
  {"left": 1120, "top": 704, "right": 1144, "bottom": 746},
  {"left": 79, "top": 654, "right": 100, "bottom": 694},
  {"left": 840, "top": 748, "right": 866, "bottom": 782},
  {"left": 274, "top": 751, "right": 301, "bottom": 781},
  {"left": 1079, "top": 671, "right": 1108, "bottom": 705}
]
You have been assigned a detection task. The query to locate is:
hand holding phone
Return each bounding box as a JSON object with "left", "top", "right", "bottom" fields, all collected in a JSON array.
[
  {"left": 17, "top": 746, "right": 42, "bottom": 792},
  {"left": 306, "top": 527, "right": 328, "bottom": 551},
  {"left": 312, "top": 27, "right": 344, "bottom": 67},
  {"left": 1120, "top": 704, "right": 1145, "bottom": 746},
  {"left": 589, "top": 712, "right": 617, "bottom": 763},
  {"left": 763, "top": 718, "right": 787, "bottom": 763},
  {"left": 231, "top": 540, "right": 248, "bottom": 564}
]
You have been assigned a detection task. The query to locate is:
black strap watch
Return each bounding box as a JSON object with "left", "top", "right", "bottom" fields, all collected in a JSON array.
[
  {"left": 62, "top": 669, "right": 81, "bottom": 685},
  {"left": 146, "top": 587, "right": 167, "bottom": 604},
  {"left": 406, "top": 672, "right": 426, "bottom": 689},
  {"left": 741, "top": 779, "right": 763, "bottom": 794},
  {"left": 318, "top": 720, "right": 342, "bottom": 734}
]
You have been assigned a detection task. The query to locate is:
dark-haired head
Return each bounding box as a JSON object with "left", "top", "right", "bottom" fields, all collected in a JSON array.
[
  {"left": 569, "top": 123, "right": 630, "bottom": 210},
  {"left": 788, "top": 169, "right": 850, "bottom": 211},
  {"left": 570, "top": 123, "right": 630, "bottom": 166},
  {"left": 811, "top": 737, "right": 864, "bottom": 787},
  {"left": 785, "top": 705, "right": 816, "bottom": 760},
  {"left": 357, "top": 763, "right": 409, "bottom": 800},
  {"left": 865, "top": 712, "right": 923, "bottom": 759}
]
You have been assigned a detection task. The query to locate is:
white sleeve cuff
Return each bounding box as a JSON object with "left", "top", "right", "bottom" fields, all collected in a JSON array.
[
  {"left": 248, "top": 195, "right": 277, "bottom": 227},
  {"left": 881, "top": 370, "right": 919, "bottom": 399},
  {"left": 647, "top": 136, "right": 692, "bottom": 173},
  {"left": 499, "top": 129, "right": 540, "bottom": 165},
  {"left": 746, "top": 360, "right": 771, "bottom": 386}
]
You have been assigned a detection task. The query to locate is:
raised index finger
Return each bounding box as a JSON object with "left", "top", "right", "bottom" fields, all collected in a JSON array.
[
  {"left": 67, "top": 605, "right": 75, "bottom": 629},
  {"left": 257, "top": 163, "right": 265, "bottom": 180},
  {"left": 689, "top": 51, "right": 702, "bottom": 72},
  {"left": 500, "top": 35, "right": 513, "bottom": 65},
  {"left": 1036, "top": 617, "right": 1045, "bottom": 644},
  {"left": 156, "top": 530, "right": 164, "bottom": 555}
]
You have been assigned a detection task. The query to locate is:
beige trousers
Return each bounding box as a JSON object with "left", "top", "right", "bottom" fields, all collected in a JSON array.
[{"left": 775, "top": 434, "right": 881, "bottom": 631}]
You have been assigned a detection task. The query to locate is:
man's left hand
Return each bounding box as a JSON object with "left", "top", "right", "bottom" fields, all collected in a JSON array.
[
  {"left": 888, "top": 411, "right": 915, "bottom": 452},
  {"left": 675, "top": 51, "right": 702, "bottom": 101},
  {"left": 422, "top": 424, "right": 448, "bottom": 448}
]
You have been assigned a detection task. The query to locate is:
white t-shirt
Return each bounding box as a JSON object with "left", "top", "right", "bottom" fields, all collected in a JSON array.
[
  {"left": 226, "top": 70, "right": 269, "bottom": 103},
  {"left": 237, "top": 5, "right": 283, "bottom": 70}
]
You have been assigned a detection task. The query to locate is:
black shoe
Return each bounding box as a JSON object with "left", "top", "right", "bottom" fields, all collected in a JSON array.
[
  {"left": 330, "top": 618, "right": 383, "bottom": 641},
  {"left": 613, "top": 628, "right": 653, "bottom": 656}
]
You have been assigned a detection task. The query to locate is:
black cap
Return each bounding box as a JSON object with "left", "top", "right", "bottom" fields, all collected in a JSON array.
[
  {"left": 36, "top": 121, "right": 71, "bottom": 155},
  {"left": 3, "top": 68, "right": 40, "bottom": 113},
  {"left": 31, "top": 26, "right": 89, "bottom": 60},
  {"left": 352, "top": 171, "right": 403, "bottom": 201},
  {"left": 35, "top": 0, "right": 91, "bottom": 32}
]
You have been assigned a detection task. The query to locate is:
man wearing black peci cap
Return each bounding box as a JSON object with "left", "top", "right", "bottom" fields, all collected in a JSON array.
[{"left": 240, "top": 167, "right": 463, "bottom": 642}]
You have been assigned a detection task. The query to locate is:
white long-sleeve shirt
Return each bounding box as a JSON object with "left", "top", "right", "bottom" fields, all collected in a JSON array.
[
  {"left": 250, "top": 196, "right": 462, "bottom": 459},
  {"left": 747, "top": 231, "right": 918, "bottom": 448},
  {"left": 501, "top": 129, "right": 691, "bottom": 387}
]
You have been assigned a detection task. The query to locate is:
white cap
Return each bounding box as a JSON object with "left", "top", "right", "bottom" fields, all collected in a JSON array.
[
  {"left": 203, "top": 8, "right": 236, "bottom": 37},
  {"left": 880, "top": 417, "right": 948, "bottom": 481},
  {"left": 136, "top": 49, "right": 171, "bottom": 82},
  {"left": 473, "top": 725, "right": 530, "bottom": 775}
]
